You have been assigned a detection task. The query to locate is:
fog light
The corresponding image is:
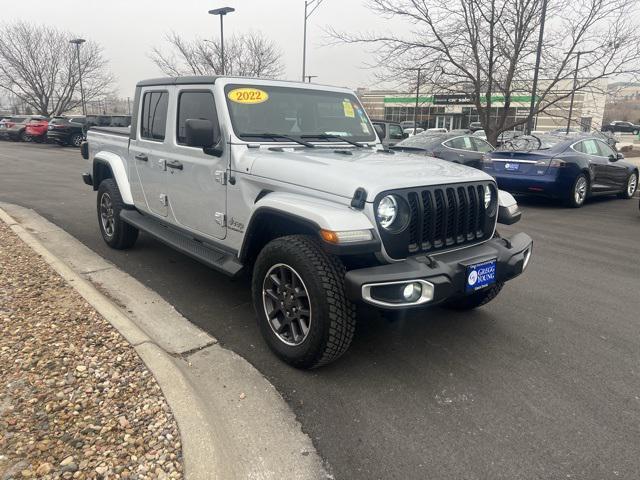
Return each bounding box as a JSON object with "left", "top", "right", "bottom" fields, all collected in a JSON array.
[
  {"left": 403, "top": 282, "right": 422, "bottom": 302},
  {"left": 522, "top": 247, "right": 532, "bottom": 271}
]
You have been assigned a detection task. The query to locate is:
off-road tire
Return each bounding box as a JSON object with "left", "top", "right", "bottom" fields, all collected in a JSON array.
[
  {"left": 565, "top": 173, "right": 589, "bottom": 208},
  {"left": 97, "top": 179, "right": 138, "bottom": 250},
  {"left": 617, "top": 172, "right": 638, "bottom": 199},
  {"left": 444, "top": 282, "right": 504, "bottom": 311},
  {"left": 252, "top": 235, "right": 356, "bottom": 369},
  {"left": 70, "top": 133, "right": 84, "bottom": 148}
]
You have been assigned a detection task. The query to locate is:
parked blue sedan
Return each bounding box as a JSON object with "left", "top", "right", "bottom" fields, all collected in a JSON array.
[{"left": 482, "top": 134, "right": 639, "bottom": 207}]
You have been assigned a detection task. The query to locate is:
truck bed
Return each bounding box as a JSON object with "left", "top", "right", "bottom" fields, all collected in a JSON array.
[{"left": 88, "top": 126, "right": 131, "bottom": 137}]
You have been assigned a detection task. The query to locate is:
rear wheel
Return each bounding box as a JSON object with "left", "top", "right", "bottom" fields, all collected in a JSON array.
[
  {"left": 70, "top": 133, "right": 84, "bottom": 148},
  {"left": 97, "top": 179, "right": 138, "bottom": 250},
  {"left": 566, "top": 173, "right": 589, "bottom": 208},
  {"left": 252, "top": 235, "right": 356, "bottom": 369},
  {"left": 444, "top": 282, "right": 504, "bottom": 311},
  {"left": 618, "top": 172, "right": 638, "bottom": 199}
]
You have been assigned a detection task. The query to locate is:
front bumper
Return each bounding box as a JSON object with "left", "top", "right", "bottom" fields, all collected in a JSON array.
[{"left": 345, "top": 232, "right": 532, "bottom": 309}]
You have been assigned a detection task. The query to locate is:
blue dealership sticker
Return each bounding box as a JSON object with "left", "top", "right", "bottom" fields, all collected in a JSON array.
[{"left": 466, "top": 259, "right": 497, "bottom": 292}]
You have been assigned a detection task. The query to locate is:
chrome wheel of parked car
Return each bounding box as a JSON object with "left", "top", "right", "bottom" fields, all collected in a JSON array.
[
  {"left": 573, "top": 175, "right": 588, "bottom": 206},
  {"left": 262, "top": 263, "right": 312, "bottom": 346},
  {"left": 627, "top": 173, "right": 638, "bottom": 197},
  {"left": 71, "top": 133, "right": 84, "bottom": 147},
  {"left": 99, "top": 192, "right": 115, "bottom": 238}
]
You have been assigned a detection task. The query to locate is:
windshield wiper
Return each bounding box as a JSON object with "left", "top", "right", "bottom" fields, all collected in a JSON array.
[
  {"left": 240, "top": 133, "right": 315, "bottom": 148},
  {"left": 301, "top": 133, "right": 370, "bottom": 148}
]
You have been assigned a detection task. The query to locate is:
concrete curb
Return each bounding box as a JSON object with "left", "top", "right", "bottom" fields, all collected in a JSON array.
[{"left": 0, "top": 203, "right": 329, "bottom": 480}]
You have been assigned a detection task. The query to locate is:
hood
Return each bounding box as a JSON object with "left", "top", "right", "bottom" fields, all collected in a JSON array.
[{"left": 246, "top": 147, "right": 493, "bottom": 200}]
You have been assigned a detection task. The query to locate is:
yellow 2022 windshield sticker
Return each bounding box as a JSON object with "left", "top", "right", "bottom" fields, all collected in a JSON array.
[
  {"left": 228, "top": 88, "right": 269, "bottom": 104},
  {"left": 343, "top": 100, "right": 355, "bottom": 118}
]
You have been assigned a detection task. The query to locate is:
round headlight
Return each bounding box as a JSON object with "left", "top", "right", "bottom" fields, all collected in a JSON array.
[
  {"left": 484, "top": 187, "right": 492, "bottom": 209},
  {"left": 377, "top": 195, "right": 398, "bottom": 229}
]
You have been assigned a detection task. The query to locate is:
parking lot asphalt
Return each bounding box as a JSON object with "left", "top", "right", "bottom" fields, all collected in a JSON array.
[{"left": 1, "top": 141, "right": 639, "bottom": 480}]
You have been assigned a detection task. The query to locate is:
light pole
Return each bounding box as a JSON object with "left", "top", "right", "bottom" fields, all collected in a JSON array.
[
  {"left": 69, "top": 38, "right": 86, "bottom": 116},
  {"left": 565, "top": 50, "right": 594, "bottom": 134},
  {"left": 208, "top": 7, "right": 235, "bottom": 75},
  {"left": 526, "top": 0, "right": 547, "bottom": 135},
  {"left": 405, "top": 67, "right": 423, "bottom": 135},
  {"left": 302, "top": 0, "right": 324, "bottom": 82}
]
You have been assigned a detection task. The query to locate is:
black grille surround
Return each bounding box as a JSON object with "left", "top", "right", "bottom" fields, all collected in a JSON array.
[{"left": 374, "top": 181, "right": 498, "bottom": 260}]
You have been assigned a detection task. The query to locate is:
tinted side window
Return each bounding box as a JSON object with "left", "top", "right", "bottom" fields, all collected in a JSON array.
[
  {"left": 596, "top": 140, "right": 615, "bottom": 157},
  {"left": 176, "top": 91, "right": 219, "bottom": 145},
  {"left": 580, "top": 139, "right": 599, "bottom": 156},
  {"left": 141, "top": 91, "right": 169, "bottom": 141},
  {"left": 389, "top": 124, "right": 404, "bottom": 139},
  {"left": 444, "top": 136, "right": 474, "bottom": 150},
  {"left": 472, "top": 137, "right": 493, "bottom": 153},
  {"left": 373, "top": 123, "right": 386, "bottom": 137}
]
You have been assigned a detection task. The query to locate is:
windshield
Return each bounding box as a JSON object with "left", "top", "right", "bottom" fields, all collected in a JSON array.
[{"left": 224, "top": 84, "right": 376, "bottom": 143}]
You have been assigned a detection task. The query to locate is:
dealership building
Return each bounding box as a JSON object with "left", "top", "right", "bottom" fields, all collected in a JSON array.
[{"left": 357, "top": 79, "right": 607, "bottom": 132}]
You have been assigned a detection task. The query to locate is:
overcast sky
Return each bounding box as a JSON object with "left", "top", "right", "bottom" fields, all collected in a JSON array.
[{"left": 2, "top": 0, "right": 403, "bottom": 96}]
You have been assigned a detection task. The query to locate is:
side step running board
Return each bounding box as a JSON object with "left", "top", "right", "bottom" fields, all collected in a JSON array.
[{"left": 120, "top": 210, "right": 244, "bottom": 278}]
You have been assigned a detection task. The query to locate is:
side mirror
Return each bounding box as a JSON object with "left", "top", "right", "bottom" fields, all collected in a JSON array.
[
  {"left": 402, "top": 132, "right": 409, "bottom": 139},
  {"left": 608, "top": 153, "right": 620, "bottom": 162},
  {"left": 185, "top": 119, "right": 219, "bottom": 148},
  {"left": 616, "top": 152, "right": 624, "bottom": 160}
]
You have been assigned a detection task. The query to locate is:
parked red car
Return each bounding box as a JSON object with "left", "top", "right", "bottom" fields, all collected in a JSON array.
[{"left": 24, "top": 118, "right": 49, "bottom": 142}]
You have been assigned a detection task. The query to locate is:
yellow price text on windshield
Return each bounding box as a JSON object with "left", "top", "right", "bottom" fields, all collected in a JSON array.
[
  {"left": 343, "top": 100, "right": 355, "bottom": 118},
  {"left": 228, "top": 88, "right": 269, "bottom": 104}
]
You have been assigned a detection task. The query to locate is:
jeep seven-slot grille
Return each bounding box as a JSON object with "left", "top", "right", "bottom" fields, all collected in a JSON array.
[{"left": 376, "top": 182, "right": 496, "bottom": 259}]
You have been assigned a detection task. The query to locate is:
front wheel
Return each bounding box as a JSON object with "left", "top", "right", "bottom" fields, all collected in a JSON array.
[
  {"left": 444, "top": 282, "right": 504, "bottom": 311},
  {"left": 97, "top": 179, "right": 139, "bottom": 250},
  {"left": 252, "top": 235, "right": 356, "bottom": 369},
  {"left": 566, "top": 173, "right": 589, "bottom": 208},
  {"left": 617, "top": 172, "right": 638, "bottom": 199}
]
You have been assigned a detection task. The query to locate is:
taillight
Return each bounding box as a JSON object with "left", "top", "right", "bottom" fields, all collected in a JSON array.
[{"left": 549, "top": 159, "right": 566, "bottom": 168}]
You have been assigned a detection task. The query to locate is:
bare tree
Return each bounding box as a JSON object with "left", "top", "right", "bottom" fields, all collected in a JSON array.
[
  {"left": 330, "top": 0, "right": 640, "bottom": 144},
  {"left": 0, "top": 21, "right": 115, "bottom": 117},
  {"left": 150, "top": 31, "right": 284, "bottom": 79}
]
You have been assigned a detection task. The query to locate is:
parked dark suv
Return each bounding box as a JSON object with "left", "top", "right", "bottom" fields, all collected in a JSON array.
[{"left": 47, "top": 116, "right": 87, "bottom": 147}]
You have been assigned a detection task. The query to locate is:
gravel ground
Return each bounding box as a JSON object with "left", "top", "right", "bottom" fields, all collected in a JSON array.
[{"left": 0, "top": 220, "right": 183, "bottom": 480}]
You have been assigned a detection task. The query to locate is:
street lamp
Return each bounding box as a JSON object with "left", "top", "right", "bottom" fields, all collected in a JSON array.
[
  {"left": 69, "top": 38, "right": 86, "bottom": 116},
  {"left": 208, "top": 7, "right": 235, "bottom": 75},
  {"left": 565, "top": 50, "right": 594, "bottom": 134},
  {"left": 302, "top": 0, "right": 324, "bottom": 82},
  {"left": 526, "top": 0, "right": 548, "bottom": 135}
]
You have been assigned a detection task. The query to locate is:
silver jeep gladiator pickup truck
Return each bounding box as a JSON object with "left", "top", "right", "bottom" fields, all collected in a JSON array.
[{"left": 81, "top": 76, "right": 532, "bottom": 368}]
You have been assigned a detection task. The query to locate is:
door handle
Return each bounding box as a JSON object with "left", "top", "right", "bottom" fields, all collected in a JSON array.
[
  {"left": 135, "top": 153, "right": 148, "bottom": 162},
  {"left": 166, "top": 160, "right": 184, "bottom": 171}
]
